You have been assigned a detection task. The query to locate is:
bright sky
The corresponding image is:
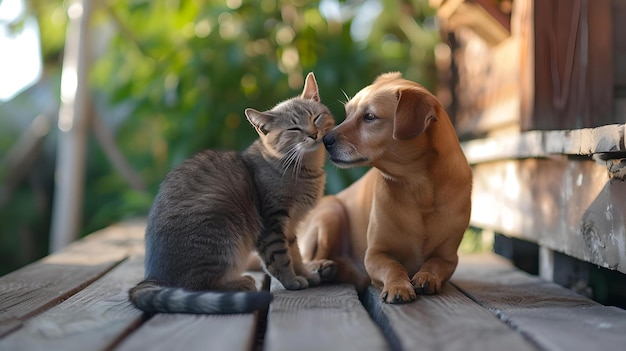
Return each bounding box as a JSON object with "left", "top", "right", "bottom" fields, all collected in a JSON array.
[
  {"left": 319, "top": 0, "right": 382, "bottom": 42},
  {"left": 0, "top": 0, "right": 42, "bottom": 102}
]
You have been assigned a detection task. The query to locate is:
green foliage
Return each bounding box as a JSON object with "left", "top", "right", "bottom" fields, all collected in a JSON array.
[
  {"left": 2, "top": 0, "right": 439, "bottom": 271},
  {"left": 459, "top": 227, "right": 493, "bottom": 254},
  {"left": 85, "top": 0, "right": 439, "bottom": 233}
]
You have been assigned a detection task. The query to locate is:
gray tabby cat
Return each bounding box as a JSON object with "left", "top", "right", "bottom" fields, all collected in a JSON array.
[{"left": 129, "top": 73, "right": 335, "bottom": 314}]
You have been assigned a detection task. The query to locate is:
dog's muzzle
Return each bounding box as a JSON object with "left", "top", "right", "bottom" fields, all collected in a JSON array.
[{"left": 323, "top": 132, "right": 336, "bottom": 151}]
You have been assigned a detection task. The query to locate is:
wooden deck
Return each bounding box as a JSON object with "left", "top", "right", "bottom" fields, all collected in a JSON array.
[{"left": 1, "top": 220, "right": 626, "bottom": 351}]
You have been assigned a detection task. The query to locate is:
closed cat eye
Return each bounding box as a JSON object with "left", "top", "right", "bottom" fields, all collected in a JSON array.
[
  {"left": 287, "top": 127, "right": 302, "bottom": 132},
  {"left": 313, "top": 113, "right": 326, "bottom": 125}
]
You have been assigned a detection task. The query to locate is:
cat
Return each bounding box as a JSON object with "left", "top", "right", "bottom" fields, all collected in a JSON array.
[{"left": 129, "top": 72, "right": 335, "bottom": 314}]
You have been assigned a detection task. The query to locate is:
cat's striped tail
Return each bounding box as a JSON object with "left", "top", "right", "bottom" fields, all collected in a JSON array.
[{"left": 129, "top": 280, "right": 273, "bottom": 314}]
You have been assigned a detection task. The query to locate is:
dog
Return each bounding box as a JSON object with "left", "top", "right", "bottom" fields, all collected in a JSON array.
[{"left": 298, "top": 72, "right": 472, "bottom": 303}]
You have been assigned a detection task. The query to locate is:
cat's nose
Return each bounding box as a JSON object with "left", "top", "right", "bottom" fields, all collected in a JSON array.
[{"left": 323, "top": 132, "right": 336, "bottom": 148}]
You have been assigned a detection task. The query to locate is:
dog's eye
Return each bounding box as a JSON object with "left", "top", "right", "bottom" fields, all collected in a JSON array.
[{"left": 363, "top": 113, "right": 377, "bottom": 122}]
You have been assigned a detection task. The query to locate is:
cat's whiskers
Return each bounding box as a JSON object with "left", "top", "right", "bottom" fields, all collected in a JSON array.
[
  {"left": 290, "top": 145, "right": 305, "bottom": 179},
  {"left": 281, "top": 145, "right": 297, "bottom": 169},
  {"left": 292, "top": 144, "right": 304, "bottom": 179},
  {"left": 280, "top": 144, "right": 301, "bottom": 178},
  {"left": 280, "top": 143, "right": 307, "bottom": 180}
]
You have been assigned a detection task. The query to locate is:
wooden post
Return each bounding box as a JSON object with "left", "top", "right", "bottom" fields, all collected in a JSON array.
[
  {"left": 49, "top": 0, "right": 93, "bottom": 252},
  {"left": 539, "top": 246, "right": 554, "bottom": 282}
]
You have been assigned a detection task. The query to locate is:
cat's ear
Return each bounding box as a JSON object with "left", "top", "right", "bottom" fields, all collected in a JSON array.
[
  {"left": 301, "top": 72, "right": 320, "bottom": 102},
  {"left": 245, "top": 108, "right": 272, "bottom": 135}
]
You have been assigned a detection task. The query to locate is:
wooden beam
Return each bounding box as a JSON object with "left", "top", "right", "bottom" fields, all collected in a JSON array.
[
  {"left": 461, "top": 123, "right": 626, "bottom": 164},
  {"left": 471, "top": 0, "right": 512, "bottom": 32},
  {"left": 470, "top": 158, "right": 626, "bottom": 273},
  {"left": 49, "top": 0, "right": 93, "bottom": 252}
]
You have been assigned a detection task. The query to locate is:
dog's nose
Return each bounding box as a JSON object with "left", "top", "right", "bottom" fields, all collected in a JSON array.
[{"left": 323, "top": 133, "right": 336, "bottom": 148}]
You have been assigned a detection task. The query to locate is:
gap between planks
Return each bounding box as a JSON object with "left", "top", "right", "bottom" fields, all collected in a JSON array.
[
  {"left": 361, "top": 284, "right": 537, "bottom": 351},
  {"left": 265, "top": 279, "right": 388, "bottom": 351},
  {"left": 0, "top": 257, "right": 145, "bottom": 351},
  {"left": 6, "top": 220, "right": 624, "bottom": 351},
  {"left": 115, "top": 271, "right": 269, "bottom": 351},
  {"left": 452, "top": 253, "right": 626, "bottom": 351}
]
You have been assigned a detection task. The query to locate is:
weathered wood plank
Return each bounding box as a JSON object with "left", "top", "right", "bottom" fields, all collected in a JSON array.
[
  {"left": 115, "top": 271, "right": 267, "bottom": 351},
  {"left": 0, "top": 256, "right": 144, "bottom": 351},
  {"left": 0, "top": 220, "right": 145, "bottom": 338},
  {"left": 453, "top": 254, "right": 626, "bottom": 351},
  {"left": 115, "top": 314, "right": 259, "bottom": 351},
  {"left": 265, "top": 281, "right": 387, "bottom": 351},
  {"left": 461, "top": 123, "right": 626, "bottom": 165},
  {"left": 361, "top": 284, "right": 537, "bottom": 351},
  {"left": 471, "top": 158, "right": 626, "bottom": 273}
]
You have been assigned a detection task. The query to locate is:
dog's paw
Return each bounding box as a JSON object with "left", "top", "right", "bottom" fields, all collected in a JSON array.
[
  {"left": 281, "top": 276, "right": 309, "bottom": 290},
  {"left": 411, "top": 272, "right": 441, "bottom": 295},
  {"left": 380, "top": 280, "right": 417, "bottom": 304},
  {"left": 304, "top": 259, "right": 337, "bottom": 282}
]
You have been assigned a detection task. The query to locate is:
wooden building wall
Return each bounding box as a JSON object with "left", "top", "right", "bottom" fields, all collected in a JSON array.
[
  {"left": 528, "top": 0, "right": 616, "bottom": 131},
  {"left": 437, "top": 0, "right": 625, "bottom": 139},
  {"left": 434, "top": 0, "right": 626, "bottom": 296}
]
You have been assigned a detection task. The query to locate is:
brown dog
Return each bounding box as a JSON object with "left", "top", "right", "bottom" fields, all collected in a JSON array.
[{"left": 298, "top": 72, "right": 472, "bottom": 303}]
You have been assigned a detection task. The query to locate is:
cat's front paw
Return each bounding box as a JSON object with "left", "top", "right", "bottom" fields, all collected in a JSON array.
[
  {"left": 305, "top": 272, "right": 321, "bottom": 287},
  {"left": 304, "top": 259, "right": 337, "bottom": 282},
  {"left": 281, "top": 276, "right": 309, "bottom": 290}
]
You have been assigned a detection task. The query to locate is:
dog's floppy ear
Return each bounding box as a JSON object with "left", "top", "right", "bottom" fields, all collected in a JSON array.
[
  {"left": 393, "top": 88, "right": 438, "bottom": 140},
  {"left": 301, "top": 72, "right": 320, "bottom": 102}
]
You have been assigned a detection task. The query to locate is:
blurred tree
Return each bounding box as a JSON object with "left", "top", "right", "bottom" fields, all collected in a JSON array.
[{"left": 0, "top": 0, "right": 439, "bottom": 274}]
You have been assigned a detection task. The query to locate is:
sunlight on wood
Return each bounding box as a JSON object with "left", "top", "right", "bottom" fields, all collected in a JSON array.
[{"left": 44, "top": 221, "right": 145, "bottom": 266}]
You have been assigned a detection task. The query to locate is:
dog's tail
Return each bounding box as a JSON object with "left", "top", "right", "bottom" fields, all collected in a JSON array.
[{"left": 129, "top": 280, "right": 273, "bottom": 314}]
